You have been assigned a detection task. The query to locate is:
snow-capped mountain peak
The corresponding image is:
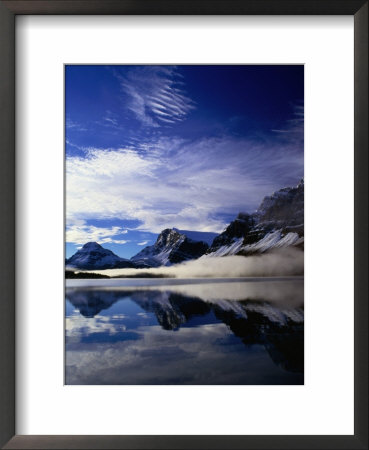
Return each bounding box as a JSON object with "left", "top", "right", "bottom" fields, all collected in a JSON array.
[
  {"left": 206, "top": 180, "right": 304, "bottom": 257},
  {"left": 172, "top": 228, "right": 218, "bottom": 246},
  {"left": 81, "top": 242, "right": 104, "bottom": 251},
  {"left": 66, "top": 241, "right": 134, "bottom": 270},
  {"left": 131, "top": 228, "right": 209, "bottom": 267}
]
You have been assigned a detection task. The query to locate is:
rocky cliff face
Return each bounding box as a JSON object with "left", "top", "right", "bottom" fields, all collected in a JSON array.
[
  {"left": 255, "top": 178, "right": 304, "bottom": 235},
  {"left": 206, "top": 179, "right": 304, "bottom": 256},
  {"left": 131, "top": 228, "right": 209, "bottom": 267},
  {"left": 209, "top": 213, "right": 256, "bottom": 253}
]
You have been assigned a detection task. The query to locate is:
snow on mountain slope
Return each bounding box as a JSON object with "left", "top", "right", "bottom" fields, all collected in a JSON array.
[
  {"left": 131, "top": 228, "right": 209, "bottom": 267},
  {"left": 206, "top": 180, "right": 304, "bottom": 257},
  {"left": 256, "top": 178, "right": 304, "bottom": 230},
  {"left": 208, "top": 213, "right": 256, "bottom": 253},
  {"left": 204, "top": 237, "right": 244, "bottom": 257},
  {"left": 242, "top": 231, "right": 302, "bottom": 254},
  {"left": 202, "top": 231, "right": 303, "bottom": 257},
  {"left": 66, "top": 242, "right": 135, "bottom": 270}
]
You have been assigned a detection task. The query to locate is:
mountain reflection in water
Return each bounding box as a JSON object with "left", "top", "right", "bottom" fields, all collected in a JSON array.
[{"left": 65, "top": 279, "right": 304, "bottom": 385}]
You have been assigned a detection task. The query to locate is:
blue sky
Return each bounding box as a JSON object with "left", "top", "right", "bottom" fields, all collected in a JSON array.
[{"left": 65, "top": 65, "right": 304, "bottom": 259}]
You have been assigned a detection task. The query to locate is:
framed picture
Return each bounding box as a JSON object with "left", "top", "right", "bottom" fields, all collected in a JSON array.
[{"left": 0, "top": 1, "right": 367, "bottom": 449}]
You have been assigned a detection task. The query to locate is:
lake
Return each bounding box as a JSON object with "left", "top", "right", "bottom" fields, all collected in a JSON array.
[{"left": 65, "top": 277, "right": 304, "bottom": 385}]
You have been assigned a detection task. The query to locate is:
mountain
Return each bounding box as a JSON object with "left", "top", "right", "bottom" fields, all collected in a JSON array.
[
  {"left": 66, "top": 242, "right": 135, "bottom": 270},
  {"left": 256, "top": 178, "right": 304, "bottom": 234},
  {"left": 131, "top": 228, "right": 209, "bottom": 267},
  {"left": 172, "top": 228, "right": 218, "bottom": 246},
  {"left": 208, "top": 212, "right": 256, "bottom": 255},
  {"left": 206, "top": 179, "right": 304, "bottom": 257},
  {"left": 67, "top": 180, "right": 303, "bottom": 270}
]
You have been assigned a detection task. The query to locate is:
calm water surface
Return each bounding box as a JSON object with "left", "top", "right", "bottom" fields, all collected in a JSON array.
[{"left": 65, "top": 278, "right": 304, "bottom": 385}]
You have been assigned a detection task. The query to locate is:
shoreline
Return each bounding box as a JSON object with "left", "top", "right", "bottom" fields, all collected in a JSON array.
[{"left": 66, "top": 275, "right": 304, "bottom": 289}]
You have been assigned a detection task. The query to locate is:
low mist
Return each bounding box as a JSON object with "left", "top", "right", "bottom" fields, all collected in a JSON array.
[{"left": 92, "top": 247, "right": 304, "bottom": 279}]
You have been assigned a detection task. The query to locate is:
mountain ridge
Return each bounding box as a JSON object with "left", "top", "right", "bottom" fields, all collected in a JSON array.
[
  {"left": 66, "top": 180, "right": 304, "bottom": 270},
  {"left": 205, "top": 179, "right": 304, "bottom": 257},
  {"left": 131, "top": 228, "right": 209, "bottom": 267}
]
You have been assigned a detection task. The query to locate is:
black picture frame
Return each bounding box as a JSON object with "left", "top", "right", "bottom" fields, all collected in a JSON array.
[{"left": 0, "top": 1, "right": 367, "bottom": 449}]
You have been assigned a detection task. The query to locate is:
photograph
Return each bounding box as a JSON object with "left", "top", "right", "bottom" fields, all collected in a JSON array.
[
  {"left": 65, "top": 64, "right": 304, "bottom": 385},
  {"left": 1, "top": 0, "right": 366, "bottom": 446}
]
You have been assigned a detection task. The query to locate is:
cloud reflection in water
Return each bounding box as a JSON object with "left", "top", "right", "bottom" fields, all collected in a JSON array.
[{"left": 65, "top": 279, "right": 303, "bottom": 385}]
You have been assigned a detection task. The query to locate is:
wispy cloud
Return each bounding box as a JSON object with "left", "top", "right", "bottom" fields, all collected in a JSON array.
[
  {"left": 137, "top": 241, "right": 149, "bottom": 246},
  {"left": 116, "top": 66, "right": 195, "bottom": 127},
  {"left": 271, "top": 103, "right": 304, "bottom": 148},
  {"left": 66, "top": 134, "right": 303, "bottom": 234},
  {"left": 66, "top": 117, "right": 88, "bottom": 132},
  {"left": 66, "top": 139, "right": 86, "bottom": 153},
  {"left": 95, "top": 110, "right": 122, "bottom": 130},
  {"left": 66, "top": 224, "right": 128, "bottom": 245},
  {"left": 103, "top": 117, "right": 118, "bottom": 126},
  {"left": 100, "top": 239, "right": 129, "bottom": 245}
]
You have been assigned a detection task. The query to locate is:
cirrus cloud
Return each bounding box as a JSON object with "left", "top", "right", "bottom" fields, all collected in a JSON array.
[
  {"left": 116, "top": 66, "right": 196, "bottom": 127},
  {"left": 66, "top": 133, "right": 303, "bottom": 234}
]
